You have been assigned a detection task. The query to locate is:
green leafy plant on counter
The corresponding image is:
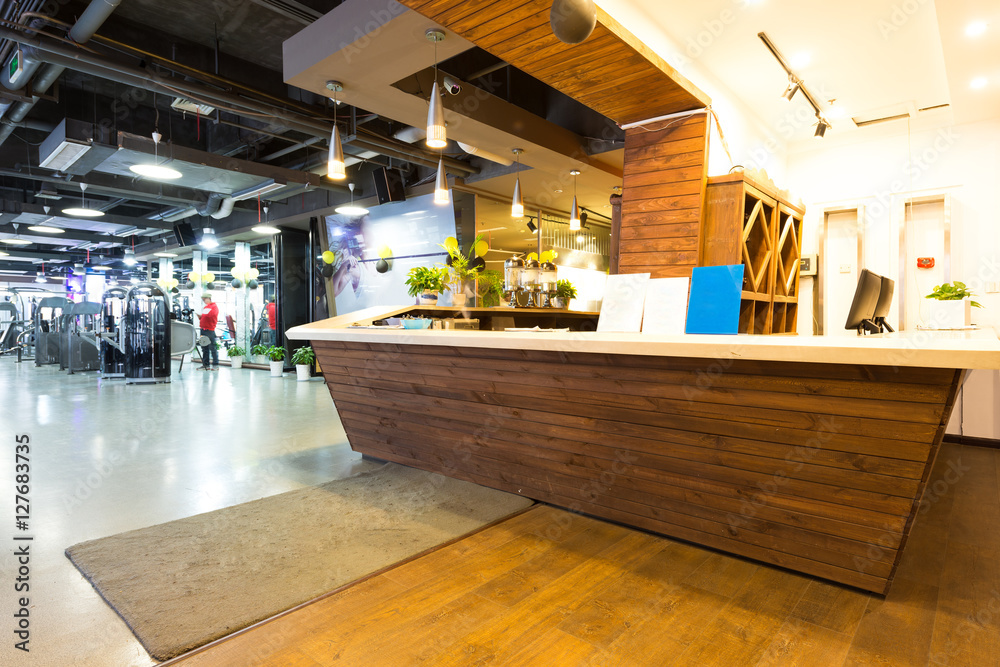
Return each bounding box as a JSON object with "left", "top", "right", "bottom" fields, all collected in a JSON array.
[
  {"left": 404, "top": 265, "right": 449, "bottom": 297},
  {"left": 556, "top": 279, "right": 578, "bottom": 300},
  {"left": 264, "top": 345, "right": 286, "bottom": 362},
  {"left": 227, "top": 345, "right": 246, "bottom": 358},
  {"left": 476, "top": 269, "right": 505, "bottom": 307},
  {"left": 291, "top": 346, "right": 315, "bottom": 366},
  {"left": 439, "top": 233, "right": 486, "bottom": 284},
  {"left": 925, "top": 281, "right": 982, "bottom": 308}
]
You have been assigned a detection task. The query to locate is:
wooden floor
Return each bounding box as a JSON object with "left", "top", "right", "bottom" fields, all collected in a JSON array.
[{"left": 170, "top": 443, "right": 1000, "bottom": 667}]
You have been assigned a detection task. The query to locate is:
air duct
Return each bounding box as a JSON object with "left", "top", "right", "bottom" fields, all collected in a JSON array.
[{"left": 458, "top": 142, "right": 514, "bottom": 166}]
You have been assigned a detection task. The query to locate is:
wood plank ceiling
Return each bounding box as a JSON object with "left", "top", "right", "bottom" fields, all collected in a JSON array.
[{"left": 397, "top": 0, "right": 710, "bottom": 125}]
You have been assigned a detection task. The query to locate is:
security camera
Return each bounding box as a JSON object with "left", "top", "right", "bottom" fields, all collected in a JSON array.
[{"left": 442, "top": 75, "right": 462, "bottom": 95}]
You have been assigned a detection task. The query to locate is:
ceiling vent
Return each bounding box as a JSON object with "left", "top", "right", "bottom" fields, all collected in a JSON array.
[
  {"left": 34, "top": 189, "right": 63, "bottom": 200},
  {"left": 38, "top": 119, "right": 91, "bottom": 171},
  {"left": 170, "top": 98, "right": 216, "bottom": 116}
]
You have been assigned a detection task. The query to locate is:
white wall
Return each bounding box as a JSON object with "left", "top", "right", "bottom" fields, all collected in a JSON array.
[{"left": 787, "top": 116, "right": 1000, "bottom": 438}]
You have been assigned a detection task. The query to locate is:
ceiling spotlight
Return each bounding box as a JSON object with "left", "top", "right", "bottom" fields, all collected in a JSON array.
[
  {"left": 782, "top": 79, "right": 801, "bottom": 101},
  {"left": 27, "top": 225, "right": 64, "bottom": 234},
  {"left": 124, "top": 248, "right": 137, "bottom": 266},
  {"left": 335, "top": 182, "right": 370, "bottom": 216},
  {"left": 526, "top": 220, "right": 537, "bottom": 233},
  {"left": 200, "top": 227, "right": 219, "bottom": 249},
  {"left": 62, "top": 182, "right": 104, "bottom": 217},
  {"left": 814, "top": 118, "right": 829, "bottom": 138},
  {"left": 966, "top": 21, "right": 988, "bottom": 37}
]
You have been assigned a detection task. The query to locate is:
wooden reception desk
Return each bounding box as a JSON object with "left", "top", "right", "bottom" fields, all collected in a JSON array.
[{"left": 288, "top": 307, "right": 1000, "bottom": 594}]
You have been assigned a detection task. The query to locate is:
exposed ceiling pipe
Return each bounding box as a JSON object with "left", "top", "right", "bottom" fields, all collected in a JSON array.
[
  {"left": 0, "top": 0, "right": 122, "bottom": 147},
  {"left": 0, "top": 27, "right": 479, "bottom": 177},
  {"left": 457, "top": 142, "right": 514, "bottom": 166}
]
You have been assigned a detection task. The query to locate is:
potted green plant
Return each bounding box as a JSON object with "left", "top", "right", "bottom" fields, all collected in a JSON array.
[
  {"left": 405, "top": 265, "right": 448, "bottom": 305},
  {"left": 476, "top": 269, "right": 505, "bottom": 308},
  {"left": 265, "top": 345, "right": 286, "bottom": 377},
  {"left": 439, "top": 234, "right": 487, "bottom": 307},
  {"left": 552, "top": 279, "right": 577, "bottom": 309},
  {"left": 291, "top": 345, "right": 315, "bottom": 382},
  {"left": 227, "top": 345, "right": 246, "bottom": 369},
  {"left": 250, "top": 343, "right": 269, "bottom": 365},
  {"left": 925, "top": 281, "right": 982, "bottom": 328}
]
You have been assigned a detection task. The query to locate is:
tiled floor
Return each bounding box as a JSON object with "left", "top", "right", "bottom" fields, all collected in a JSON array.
[{"left": 0, "top": 357, "right": 373, "bottom": 666}]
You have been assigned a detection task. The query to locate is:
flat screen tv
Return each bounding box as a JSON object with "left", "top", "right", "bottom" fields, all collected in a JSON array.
[{"left": 845, "top": 268, "right": 883, "bottom": 335}]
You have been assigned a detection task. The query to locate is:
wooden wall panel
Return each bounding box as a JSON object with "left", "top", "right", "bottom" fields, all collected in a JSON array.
[
  {"left": 312, "top": 339, "right": 962, "bottom": 594},
  {"left": 619, "top": 113, "right": 710, "bottom": 278}
]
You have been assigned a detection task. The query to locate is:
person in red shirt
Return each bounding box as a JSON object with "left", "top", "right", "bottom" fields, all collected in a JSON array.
[
  {"left": 199, "top": 292, "right": 220, "bottom": 370},
  {"left": 265, "top": 296, "right": 276, "bottom": 331}
]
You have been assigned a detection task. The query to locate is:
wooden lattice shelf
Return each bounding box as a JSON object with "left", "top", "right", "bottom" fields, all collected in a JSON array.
[{"left": 702, "top": 174, "right": 805, "bottom": 334}]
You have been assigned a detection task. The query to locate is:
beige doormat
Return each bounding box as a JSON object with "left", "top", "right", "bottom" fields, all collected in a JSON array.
[{"left": 65, "top": 463, "right": 533, "bottom": 660}]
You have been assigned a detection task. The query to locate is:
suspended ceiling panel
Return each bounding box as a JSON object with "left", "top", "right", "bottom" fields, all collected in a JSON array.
[{"left": 396, "top": 0, "right": 710, "bottom": 124}]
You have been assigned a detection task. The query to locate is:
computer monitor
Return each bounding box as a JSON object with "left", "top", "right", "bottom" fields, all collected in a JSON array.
[
  {"left": 844, "top": 269, "right": 882, "bottom": 335},
  {"left": 873, "top": 276, "right": 894, "bottom": 333}
]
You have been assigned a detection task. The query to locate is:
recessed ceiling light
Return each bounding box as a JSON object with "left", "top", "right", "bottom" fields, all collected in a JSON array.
[
  {"left": 27, "top": 225, "right": 65, "bottom": 234},
  {"left": 971, "top": 76, "right": 988, "bottom": 89},
  {"left": 62, "top": 207, "right": 104, "bottom": 217},
  {"left": 129, "top": 164, "right": 183, "bottom": 180},
  {"left": 966, "top": 21, "right": 988, "bottom": 37},
  {"left": 553, "top": 189, "right": 563, "bottom": 194},
  {"left": 790, "top": 52, "right": 811, "bottom": 69}
]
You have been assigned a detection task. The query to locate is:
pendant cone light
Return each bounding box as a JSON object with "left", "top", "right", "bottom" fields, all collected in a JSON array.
[
  {"left": 425, "top": 29, "right": 447, "bottom": 149},
  {"left": 511, "top": 148, "right": 524, "bottom": 218},
  {"left": 326, "top": 81, "right": 346, "bottom": 180},
  {"left": 434, "top": 157, "right": 450, "bottom": 205},
  {"left": 569, "top": 169, "right": 581, "bottom": 231}
]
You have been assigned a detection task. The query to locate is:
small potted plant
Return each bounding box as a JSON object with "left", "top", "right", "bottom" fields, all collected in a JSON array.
[
  {"left": 552, "top": 279, "right": 577, "bottom": 309},
  {"left": 405, "top": 265, "right": 448, "bottom": 305},
  {"left": 227, "top": 345, "right": 246, "bottom": 369},
  {"left": 476, "top": 269, "right": 505, "bottom": 308},
  {"left": 925, "top": 281, "right": 983, "bottom": 328},
  {"left": 265, "top": 345, "right": 286, "bottom": 377},
  {"left": 250, "top": 343, "right": 269, "bottom": 365},
  {"left": 440, "top": 234, "right": 487, "bottom": 307},
  {"left": 291, "top": 345, "right": 315, "bottom": 382}
]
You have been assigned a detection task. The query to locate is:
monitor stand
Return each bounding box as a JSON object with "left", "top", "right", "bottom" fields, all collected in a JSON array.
[
  {"left": 856, "top": 319, "right": 881, "bottom": 335},
  {"left": 874, "top": 317, "right": 894, "bottom": 333}
]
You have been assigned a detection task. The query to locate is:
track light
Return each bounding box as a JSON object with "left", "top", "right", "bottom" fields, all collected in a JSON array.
[
  {"left": 434, "top": 157, "right": 450, "bottom": 205},
  {"left": 425, "top": 29, "right": 447, "bottom": 149},
  {"left": 326, "top": 81, "right": 346, "bottom": 180},
  {"left": 569, "top": 170, "right": 581, "bottom": 231},
  {"left": 782, "top": 79, "right": 800, "bottom": 101},
  {"left": 526, "top": 220, "right": 537, "bottom": 233},
  {"left": 511, "top": 148, "right": 524, "bottom": 218},
  {"left": 814, "top": 117, "right": 829, "bottom": 138}
]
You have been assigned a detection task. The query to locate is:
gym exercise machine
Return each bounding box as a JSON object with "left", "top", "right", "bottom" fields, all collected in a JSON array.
[
  {"left": 99, "top": 287, "right": 127, "bottom": 378},
  {"left": 124, "top": 283, "right": 171, "bottom": 384}
]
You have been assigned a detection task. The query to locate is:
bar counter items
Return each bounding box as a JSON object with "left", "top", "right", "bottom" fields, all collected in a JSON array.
[{"left": 504, "top": 257, "right": 525, "bottom": 307}]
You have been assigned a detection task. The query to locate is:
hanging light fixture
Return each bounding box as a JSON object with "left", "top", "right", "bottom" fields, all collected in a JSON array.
[
  {"left": 434, "top": 157, "right": 450, "bottom": 205},
  {"left": 425, "top": 29, "right": 447, "bottom": 149},
  {"left": 511, "top": 148, "right": 524, "bottom": 218},
  {"left": 27, "top": 224, "right": 64, "bottom": 234},
  {"left": 326, "top": 81, "right": 346, "bottom": 180},
  {"left": 569, "top": 169, "right": 582, "bottom": 231},
  {"left": 335, "top": 183, "right": 370, "bottom": 216},
  {"left": 200, "top": 227, "right": 219, "bottom": 249},
  {"left": 62, "top": 182, "right": 104, "bottom": 217},
  {"left": 129, "top": 129, "right": 182, "bottom": 180},
  {"left": 252, "top": 205, "right": 281, "bottom": 234},
  {"left": 35, "top": 270, "right": 47, "bottom": 283},
  {"left": 2, "top": 224, "right": 31, "bottom": 245}
]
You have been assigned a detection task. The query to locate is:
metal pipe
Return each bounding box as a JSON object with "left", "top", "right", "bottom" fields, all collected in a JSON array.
[{"left": 69, "top": 0, "right": 123, "bottom": 44}]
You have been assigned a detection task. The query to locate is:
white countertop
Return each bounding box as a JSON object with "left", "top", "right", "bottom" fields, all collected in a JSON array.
[{"left": 287, "top": 306, "right": 1000, "bottom": 370}]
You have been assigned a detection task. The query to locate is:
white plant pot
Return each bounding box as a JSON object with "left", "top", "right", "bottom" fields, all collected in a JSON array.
[
  {"left": 230, "top": 356, "right": 243, "bottom": 369},
  {"left": 296, "top": 364, "right": 311, "bottom": 381},
  {"left": 253, "top": 355, "right": 268, "bottom": 365},
  {"left": 269, "top": 360, "right": 284, "bottom": 377},
  {"left": 927, "top": 299, "right": 970, "bottom": 329}
]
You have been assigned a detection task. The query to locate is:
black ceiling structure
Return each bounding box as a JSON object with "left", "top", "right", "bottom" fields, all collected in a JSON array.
[{"left": 0, "top": 0, "right": 623, "bottom": 284}]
